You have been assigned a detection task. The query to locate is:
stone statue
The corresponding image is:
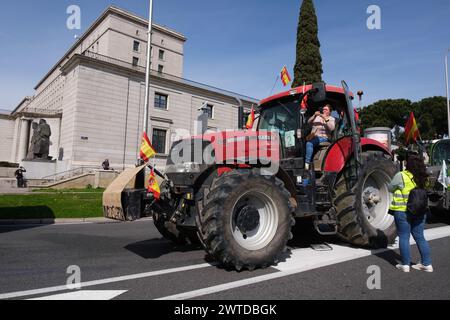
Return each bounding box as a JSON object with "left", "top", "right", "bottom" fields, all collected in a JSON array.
[
  {"left": 26, "top": 122, "right": 39, "bottom": 160},
  {"left": 29, "top": 119, "right": 52, "bottom": 160}
]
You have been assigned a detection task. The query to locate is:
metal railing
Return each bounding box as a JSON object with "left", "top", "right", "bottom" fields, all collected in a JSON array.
[{"left": 42, "top": 166, "right": 103, "bottom": 183}]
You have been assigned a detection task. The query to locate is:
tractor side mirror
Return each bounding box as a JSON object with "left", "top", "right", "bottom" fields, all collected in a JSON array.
[{"left": 311, "top": 82, "right": 327, "bottom": 104}]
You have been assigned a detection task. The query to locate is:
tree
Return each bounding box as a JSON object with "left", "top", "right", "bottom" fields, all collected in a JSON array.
[
  {"left": 359, "top": 99, "right": 412, "bottom": 135},
  {"left": 292, "top": 0, "right": 323, "bottom": 87},
  {"left": 359, "top": 96, "right": 448, "bottom": 143}
]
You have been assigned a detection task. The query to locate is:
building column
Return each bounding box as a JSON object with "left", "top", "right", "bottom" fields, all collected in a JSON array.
[
  {"left": 10, "top": 118, "right": 20, "bottom": 163},
  {"left": 17, "top": 119, "right": 31, "bottom": 162}
]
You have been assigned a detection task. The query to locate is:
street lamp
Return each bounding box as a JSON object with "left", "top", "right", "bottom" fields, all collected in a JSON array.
[{"left": 446, "top": 48, "right": 450, "bottom": 137}]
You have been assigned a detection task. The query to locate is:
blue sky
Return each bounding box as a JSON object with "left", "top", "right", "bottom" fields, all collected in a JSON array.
[{"left": 0, "top": 0, "right": 449, "bottom": 110}]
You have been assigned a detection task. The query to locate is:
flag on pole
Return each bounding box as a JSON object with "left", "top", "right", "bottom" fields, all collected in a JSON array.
[
  {"left": 300, "top": 94, "right": 308, "bottom": 111},
  {"left": 140, "top": 132, "right": 156, "bottom": 162},
  {"left": 246, "top": 106, "right": 255, "bottom": 129},
  {"left": 404, "top": 112, "right": 420, "bottom": 145},
  {"left": 354, "top": 108, "right": 360, "bottom": 122},
  {"left": 148, "top": 168, "right": 161, "bottom": 200},
  {"left": 281, "top": 66, "right": 292, "bottom": 86}
]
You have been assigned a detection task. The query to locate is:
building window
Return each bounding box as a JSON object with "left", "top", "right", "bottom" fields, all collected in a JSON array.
[
  {"left": 158, "top": 65, "right": 164, "bottom": 74},
  {"left": 152, "top": 129, "right": 167, "bottom": 154},
  {"left": 133, "top": 41, "right": 140, "bottom": 52},
  {"left": 132, "top": 57, "right": 139, "bottom": 67},
  {"left": 206, "top": 104, "right": 214, "bottom": 119},
  {"left": 159, "top": 49, "right": 165, "bottom": 60},
  {"left": 154, "top": 93, "right": 168, "bottom": 110}
]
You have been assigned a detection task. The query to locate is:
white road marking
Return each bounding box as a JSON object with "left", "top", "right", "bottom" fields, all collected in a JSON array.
[
  {"left": 275, "top": 226, "right": 450, "bottom": 272},
  {"left": 3, "top": 226, "right": 450, "bottom": 301},
  {"left": 28, "top": 290, "right": 127, "bottom": 300},
  {"left": 0, "top": 263, "right": 212, "bottom": 300},
  {"left": 156, "top": 226, "right": 450, "bottom": 300}
]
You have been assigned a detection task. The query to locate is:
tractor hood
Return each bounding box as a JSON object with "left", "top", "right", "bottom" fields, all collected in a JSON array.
[{"left": 166, "top": 130, "right": 281, "bottom": 174}]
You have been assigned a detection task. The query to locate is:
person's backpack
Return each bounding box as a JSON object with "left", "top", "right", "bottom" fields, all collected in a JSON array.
[{"left": 407, "top": 188, "right": 429, "bottom": 215}]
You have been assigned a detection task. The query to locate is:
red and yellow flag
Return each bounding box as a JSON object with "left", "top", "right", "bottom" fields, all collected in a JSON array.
[
  {"left": 140, "top": 132, "right": 156, "bottom": 162},
  {"left": 405, "top": 112, "right": 420, "bottom": 145},
  {"left": 281, "top": 66, "right": 292, "bottom": 86},
  {"left": 300, "top": 94, "right": 308, "bottom": 111},
  {"left": 148, "top": 168, "right": 160, "bottom": 200},
  {"left": 246, "top": 106, "right": 255, "bottom": 129}
]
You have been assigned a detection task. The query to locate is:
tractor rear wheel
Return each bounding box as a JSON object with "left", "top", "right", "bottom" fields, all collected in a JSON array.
[
  {"left": 196, "top": 169, "right": 295, "bottom": 270},
  {"left": 332, "top": 151, "right": 397, "bottom": 248}
]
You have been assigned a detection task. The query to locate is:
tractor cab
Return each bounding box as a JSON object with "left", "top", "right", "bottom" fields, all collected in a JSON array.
[{"left": 257, "top": 83, "right": 356, "bottom": 171}]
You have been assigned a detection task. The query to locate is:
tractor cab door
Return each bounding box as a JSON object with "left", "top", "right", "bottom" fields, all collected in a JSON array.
[
  {"left": 258, "top": 99, "right": 303, "bottom": 160},
  {"left": 342, "top": 81, "right": 362, "bottom": 166}
]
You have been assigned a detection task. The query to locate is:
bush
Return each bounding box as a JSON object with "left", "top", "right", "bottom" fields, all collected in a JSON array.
[{"left": 0, "top": 162, "right": 19, "bottom": 168}]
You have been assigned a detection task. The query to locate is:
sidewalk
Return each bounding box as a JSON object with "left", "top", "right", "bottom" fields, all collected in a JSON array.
[
  {"left": 0, "top": 217, "right": 153, "bottom": 226},
  {"left": 0, "top": 186, "right": 33, "bottom": 195}
]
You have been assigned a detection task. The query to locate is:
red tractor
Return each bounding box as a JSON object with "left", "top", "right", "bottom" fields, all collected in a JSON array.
[{"left": 103, "top": 81, "right": 398, "bottom": 271}]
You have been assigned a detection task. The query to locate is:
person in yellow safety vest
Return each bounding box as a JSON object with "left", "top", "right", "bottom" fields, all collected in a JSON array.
[{"left": 388, "top": 153, "right": 433, "bottom": 273}]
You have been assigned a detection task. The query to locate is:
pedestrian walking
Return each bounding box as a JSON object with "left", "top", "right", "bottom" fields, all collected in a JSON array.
[{"left": 388, "top": 153, "right": 433, "bottom": 272}]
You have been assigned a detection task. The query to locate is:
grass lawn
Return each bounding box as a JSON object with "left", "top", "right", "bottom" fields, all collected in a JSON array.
[{"left": 0, "top": 189, "right": 105, "bottom": 219}]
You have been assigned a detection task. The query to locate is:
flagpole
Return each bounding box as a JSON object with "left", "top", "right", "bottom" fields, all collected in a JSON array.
[
  {"left": 143, "top": 0, "right": 154, "bottom": 136},
  {"left": 269, "top": 76, "right": 279, "bottom": 96},
  {"left": 445, "top": 47, "right": 450, "bottom": 137}
]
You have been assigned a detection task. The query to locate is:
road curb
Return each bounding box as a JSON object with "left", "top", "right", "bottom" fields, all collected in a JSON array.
[{"left": 0, "top": 217, "right": 153, "bottom": 226}]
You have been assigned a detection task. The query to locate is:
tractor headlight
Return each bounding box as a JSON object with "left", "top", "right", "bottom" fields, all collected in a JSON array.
[{"left": 165, "top": 162, "right": 201, "bottom": 173}]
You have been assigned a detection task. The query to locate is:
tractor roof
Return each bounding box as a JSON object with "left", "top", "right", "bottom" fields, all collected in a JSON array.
[{"left": 259, "top": 84, "right": 354, "bottom": 107}]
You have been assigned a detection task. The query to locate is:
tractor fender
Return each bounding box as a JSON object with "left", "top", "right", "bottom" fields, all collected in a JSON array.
[{"left": 322, "top": 137, "right": 392, "bottom": 173}]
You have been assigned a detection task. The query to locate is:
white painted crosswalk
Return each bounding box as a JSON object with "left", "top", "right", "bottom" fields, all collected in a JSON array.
[
  {"left": 1, "top": 226, "right": 450, "bottom": 300},
  {"left": 28, "top": 290, "right": 128, "bottom": 300}
]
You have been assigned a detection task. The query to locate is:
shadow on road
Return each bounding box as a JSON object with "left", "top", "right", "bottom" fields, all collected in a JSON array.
[
  {"left": 0, "top": 205, "right": 55, "bottom": 219},
  {"left": 0, "top": 205, "right": 55, "bottom": 234},
  {"left": 288, "top": 217, "right": 341, "bottom": 249},
  {"left": 0, "top": 224, "right": 48, "bottom": 234},
  {"left": 124, "top": 238, "right": 202, "bottom": 259}
]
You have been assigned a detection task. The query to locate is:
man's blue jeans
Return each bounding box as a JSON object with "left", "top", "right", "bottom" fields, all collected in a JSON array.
[
  {"left": 393, "top": 210, "right": 432, "bottom": 266},
  {"left": 305, "top": 137, "right": 329, "bottom": 163}
]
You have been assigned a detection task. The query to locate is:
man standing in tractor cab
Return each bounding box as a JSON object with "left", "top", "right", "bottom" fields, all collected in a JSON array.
[{"left": 305, "top": 104, "right": 335, "bottom": 170}]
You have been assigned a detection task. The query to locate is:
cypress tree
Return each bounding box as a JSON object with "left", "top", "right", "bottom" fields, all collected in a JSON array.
[{"left": 292, "top": 0, "right": 323, "bottom": 87}]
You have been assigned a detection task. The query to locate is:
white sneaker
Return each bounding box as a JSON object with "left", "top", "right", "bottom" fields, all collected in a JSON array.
[
  {"left": 396, "top": 264, "right": 410, "bottom": 272},
  {"left": 412, "top": 263, "right": 434, "bottom": 273},
  {"left": 305, "top": 163, "right": 310, "bottom": 170}
]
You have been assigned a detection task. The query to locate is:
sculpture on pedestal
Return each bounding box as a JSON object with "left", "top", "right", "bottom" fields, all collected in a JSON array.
[{"left": 27, "top": 119, "right": 52, "bottom": 160}]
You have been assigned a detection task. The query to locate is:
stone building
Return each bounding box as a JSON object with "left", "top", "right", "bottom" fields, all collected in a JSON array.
[{"left": 0, "top": 6, "right": 257, "bottom": 178}]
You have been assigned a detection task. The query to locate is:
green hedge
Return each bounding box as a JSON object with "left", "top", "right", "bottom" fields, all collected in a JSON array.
[{"left": 0, "top": 192, "right": 104, "bottom": 219}]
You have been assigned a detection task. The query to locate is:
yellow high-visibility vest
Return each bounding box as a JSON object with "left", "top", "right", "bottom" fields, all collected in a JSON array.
[{"left": 389, "top": 170, "right": 417, "bottom": 212}]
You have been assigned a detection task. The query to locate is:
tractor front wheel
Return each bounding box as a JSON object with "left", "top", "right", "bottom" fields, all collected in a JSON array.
[
  {"left": 333, "top": 151, "right": 397, "bottom": 248},
  {"left": 197, "top": 169, "right": 295, "bottom": 270}
]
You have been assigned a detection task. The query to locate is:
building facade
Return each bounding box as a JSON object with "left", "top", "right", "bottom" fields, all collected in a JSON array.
[{"left": 0, "top": 6, "right": 257, "bottom": 175}]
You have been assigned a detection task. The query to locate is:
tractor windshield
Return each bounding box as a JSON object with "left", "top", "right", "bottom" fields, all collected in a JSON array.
[
  {"left": 258, "top": 99, "right": 301, "bottom": 158},
  {"left": 430, "top": 139, "right": 450, "bottom": 166}
]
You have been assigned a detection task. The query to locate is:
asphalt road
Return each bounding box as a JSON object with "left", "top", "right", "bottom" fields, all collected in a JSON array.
[{"left": 0, "top": 216, "right": 449, "bottom": 300}]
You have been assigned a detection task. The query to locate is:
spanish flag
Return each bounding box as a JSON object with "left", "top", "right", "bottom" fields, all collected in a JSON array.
[
  {"left": 140, "top": 132, "right": 156, "bottom": 162},
  {"left": 300, "top": 94, "right": 308, "bottom": 111},
  {"left": 281, "top": 66, "right": 292, "bottom": 87},
  {"left": 405, "top": 112, "right": 420, "bottom": 145},
  {"left": 148, "top": 168, "right": 160, "bottom": 200},
  {"left": 246, "top": 106, "right": 255, "bottom": 129}
]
